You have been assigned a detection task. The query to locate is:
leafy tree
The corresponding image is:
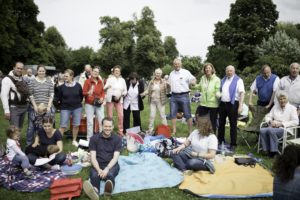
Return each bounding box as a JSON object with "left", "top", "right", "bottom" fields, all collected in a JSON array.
[
  {"left": 96, "top": 16, "right": 135, "bottom": 77},
  {"left": 255, "top": 31, "right": 300, "bottom": 77},
  {"left": 209, "top": 0, "right": 278, "bottom": 69},
  {"left": 206, "top": 45, "right": 238, "bottom": 77},
  {"left": 277, "top": 22, "right": 300, "bottom": 44},
  {"left": 44, "top": 26, "right": 69, "bottom": 70},
  {"left": 181, "top": 56, "right": 202, "bottom": 80},
  {"left": 69, "top": 47, "right": 94, "bottom": 75},
  {"left": 161, "top": 64, "right": 173, "bottom": 77},
  {"left": 163, "top": 36, "right": 179, "bottom": 65},
  {"left": 134, "top": 6, "right": 166, "bottom": 78}
]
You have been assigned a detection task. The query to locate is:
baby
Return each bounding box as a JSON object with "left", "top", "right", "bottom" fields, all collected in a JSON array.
[{"left": 6, "top": 125, "right": 32, "bottom": 176}]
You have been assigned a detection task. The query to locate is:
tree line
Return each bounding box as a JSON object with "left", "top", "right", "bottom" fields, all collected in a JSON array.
[{"left": 0, "top": 0, "right": 299, "bottom": 84}]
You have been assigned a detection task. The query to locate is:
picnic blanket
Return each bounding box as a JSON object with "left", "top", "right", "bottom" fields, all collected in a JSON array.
[
  {"left": 99, "top": 153, "right": 183, "bottom": 194},
  {"left": 179, "top": 157, "right": 273, "bottom": 198},
  {"left": 0, "top": 157, "right": 65, "bottom": 192}
]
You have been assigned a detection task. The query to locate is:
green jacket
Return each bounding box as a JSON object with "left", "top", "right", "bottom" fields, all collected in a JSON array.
[{"left": 196, "top": 74, "right": 221, "bottom": 108}]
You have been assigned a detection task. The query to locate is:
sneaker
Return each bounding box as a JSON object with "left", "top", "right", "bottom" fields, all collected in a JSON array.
[
  {"left": 72, "top": 140, "right": 79, "bottom": 147},
  {"left": 24, "top": 168, "right": 32, "bottom": 176},
  {"left": 104, "top": 180, "right": 113, "bottom": 196},
  {"left": 51, "top": 164, "right": 60, "bottom": 170},
  {"left": 83, "top": 180, "right": 99, "bottom": 200}
]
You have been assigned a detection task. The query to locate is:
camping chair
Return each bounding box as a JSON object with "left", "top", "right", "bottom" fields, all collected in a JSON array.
[
  {"left": 238, "top": 105, "right": 268, "bottom": 149},
  {"left": 257, "top": 121, "right": 300, "bottom": 154}
]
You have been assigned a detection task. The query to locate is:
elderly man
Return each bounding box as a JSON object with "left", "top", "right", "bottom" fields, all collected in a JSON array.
[
  {"left": 1, "top": 62, "right": 29, "bottom": 128},
  {"left": 83, "top": 117, "right": 122, "bottom": 200},
  {"left": 278, "top": 63, "right": 300, "bottom": 119},
  {"left": 78, "top": 64, "right": 93, "bottom": 87},
  {"left": 168, "top": 58, "right": 196, "bottom": 135},
  {"left": 218, "top": 65, "right": 245, "bottom": 151},
  {"left": 249, "top": 64, "right": 279, "bottom": 109}
]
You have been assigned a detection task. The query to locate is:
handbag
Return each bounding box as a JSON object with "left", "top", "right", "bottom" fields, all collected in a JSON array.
[
  {"left": 50, "top": 178, "right": 82, "bottom": 200},
  {"left": 93, "top": 98, "right": 102, "bottom": 107},
  {"left": 234, "top": 157, "right": 256, "bottom": 167}
]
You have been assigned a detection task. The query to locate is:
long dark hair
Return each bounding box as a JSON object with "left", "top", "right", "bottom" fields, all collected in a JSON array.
[{"left": 273, "top": 144, "right": 300, "bottom": 182}]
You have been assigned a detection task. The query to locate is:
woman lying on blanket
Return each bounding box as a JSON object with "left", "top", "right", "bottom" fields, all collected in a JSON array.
[
  {"left": 171, "top": 116, "right": 218, "bottom": 175},
  {"left": 25, "top": 116, "right": 66, "bottom": 170}
]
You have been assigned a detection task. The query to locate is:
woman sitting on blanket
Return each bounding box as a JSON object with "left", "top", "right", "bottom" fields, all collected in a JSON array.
[
  {"left": 273, "top": 144, "right": 300, "bottom": 200},
  {"left": 171, "top": 116, "right": 218, "bottom": 174},
  {"left": 25, "top": 116, "right": 65, "bottom": 170}
]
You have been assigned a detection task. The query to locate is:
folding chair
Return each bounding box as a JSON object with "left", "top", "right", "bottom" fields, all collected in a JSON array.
[
  {"left": 257, "top": 121, "right": 300, "bottom": 154},
  {"left": 238, "top": 105, "right": 268, "bottom": 149}
]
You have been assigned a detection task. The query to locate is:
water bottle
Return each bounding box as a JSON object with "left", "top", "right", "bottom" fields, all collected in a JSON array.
[{"left": 221, "top": 142, "right": 226, "bottom": 161}]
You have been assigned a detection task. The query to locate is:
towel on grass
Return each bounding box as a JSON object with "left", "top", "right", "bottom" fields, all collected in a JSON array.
[
  {"left": 99, "top": 153, "right": 183, "bottom": 194},
  {"left": 179, "top": 157, "right": 273, "bottom": 198}
]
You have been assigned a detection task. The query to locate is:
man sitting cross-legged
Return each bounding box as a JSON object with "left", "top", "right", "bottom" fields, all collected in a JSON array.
[{"left": 83, "top": 117, "right": 122, "bottom": 200}]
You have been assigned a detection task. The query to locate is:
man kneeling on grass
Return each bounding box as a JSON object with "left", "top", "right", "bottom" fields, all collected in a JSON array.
[{"left": 83, "top": 117, "right": 122, "bottom": 200}]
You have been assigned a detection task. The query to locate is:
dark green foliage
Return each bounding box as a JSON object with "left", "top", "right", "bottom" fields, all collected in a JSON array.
[
  {"left": 68, "top": 47, "right": 95, "bottom": 75},
  {"left": 163, "top": 36, "right": 179, "bottom": 65},
  {"left": 208, "top": 0, "right": 278, "bottom": 70},
  {"left": 181, "top": 56, "right": 202, "bottom": 80}
]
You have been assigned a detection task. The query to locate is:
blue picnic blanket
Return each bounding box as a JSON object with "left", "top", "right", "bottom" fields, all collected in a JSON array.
[
  {"left": 0, "top": 157, "right": 65, "bottom": 192},
  {"left": 99, "top": 153, "right": 183, "bottom": 194}
]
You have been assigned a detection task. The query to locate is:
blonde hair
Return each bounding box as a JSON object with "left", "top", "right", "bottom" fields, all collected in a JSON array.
[{"left": 202, "top": 63, "right": 216, "bottom": 75}]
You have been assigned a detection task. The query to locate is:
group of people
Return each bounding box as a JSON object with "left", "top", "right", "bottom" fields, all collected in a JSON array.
[{"left": 1, "top": 60, "right": 300, "bottom": 200}]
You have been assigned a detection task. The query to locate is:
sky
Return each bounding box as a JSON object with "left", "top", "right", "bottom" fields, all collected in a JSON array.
[{"left": 34, "top": 0, "right": 300, "bottom": 60}]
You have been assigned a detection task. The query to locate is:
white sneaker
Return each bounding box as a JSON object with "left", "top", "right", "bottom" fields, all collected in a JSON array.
[
  {"left": 51, "top": 164, "right": 60, "bottom": 170},
  {"left": 72, "top": 140, "right": 79, "bottom": 147},
  {"left": 83, "top": 180, "right": 99, "bottom": 200}
]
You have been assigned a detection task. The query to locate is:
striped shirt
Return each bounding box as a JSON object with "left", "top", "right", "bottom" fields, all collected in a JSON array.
[{"left": 29, "top": 78, "right": 54, "bottom": 104}]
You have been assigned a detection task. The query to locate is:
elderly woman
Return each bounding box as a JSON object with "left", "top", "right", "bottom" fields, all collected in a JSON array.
[
  {"left": 142, "top": 68, "right": 169, "bottom": 134},
  {"left": 104, "top": 65, "right": 127, "bottom": 136},
  {"left": 273, "top": 144, "right": 300, "bottom": 200},
  {"left": 27, "top": 65, "right": 54, "bottom": 146},
  {"left": 259, "top": 92, "right": 299, "bottom": 157},
  {"left": 83, "top": 66, "right": 105, "bottom": 140},
  {"left": 123, "top": 72, "right": 144, "bottom": 134},
  {"left": 171, "top": 116, "right": 218, "bottom": 174},
  {"left": 26, "top": 117, "right": 66, "bottom": 169},
  {"left": 195, "top": 63, "right": 220, "bottom": 133},
  {"left": 57, "top": 69, "right": 83, "bottom": 147}
]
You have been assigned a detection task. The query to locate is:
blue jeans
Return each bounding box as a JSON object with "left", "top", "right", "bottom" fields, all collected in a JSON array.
[
  {"left": 85, "top": 104, "right": 104, "bottom": 140},
  {"left": 170, "top": 93, "right": 192, "bottom": 119},
  {"left": 12, "top": 154, "right": 31, "bottom": 169},
  {"left": 60, "top": 107, "right": 82, "bottom": 127},
  {"left": 90, "top": 163, "right": 120, "bottom": 189},
  {"left": 259, "top": 127, "right": 284, "bottom": 152},
  {"left": 10, "top": 104, "right": 28, "bottom": 129},
  {"left": 171, "top": 151, "right": 208, "bottom": 172}
]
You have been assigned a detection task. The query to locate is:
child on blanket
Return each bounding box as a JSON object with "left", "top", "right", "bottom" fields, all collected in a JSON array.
[
  {"left": 6, "top": 125, "right": 32, "bottom": 176},
  {"left": 171, "top": 116, "right": 218, "bottom": 175}
]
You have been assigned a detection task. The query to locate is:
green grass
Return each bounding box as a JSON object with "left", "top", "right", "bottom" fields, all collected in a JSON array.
[{"left": 0, "top": 92, "right": 273, "bottom": 200}]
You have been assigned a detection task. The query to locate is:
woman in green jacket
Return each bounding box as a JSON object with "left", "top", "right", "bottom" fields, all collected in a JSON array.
[{"left": 196, "top": 63, "right": 221, "bottom": 133}]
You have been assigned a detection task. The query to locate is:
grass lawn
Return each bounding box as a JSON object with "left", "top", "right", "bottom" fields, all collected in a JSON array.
[{"left": 0, "top": 92, "right": 273, "bottom": 200}]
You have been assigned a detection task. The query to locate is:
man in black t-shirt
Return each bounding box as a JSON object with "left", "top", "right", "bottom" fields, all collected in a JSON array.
[{"left": 83, "top": 117, "right": 122, "bottom": 200}]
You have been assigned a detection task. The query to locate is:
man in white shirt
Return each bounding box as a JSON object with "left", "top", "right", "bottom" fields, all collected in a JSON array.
[
  {"left": 278, "top": 62, "right": 300, "bottom": 121},
  {"left": 1, "top": 62, "right": 29, "bottom": 128},
  {"left": 78, "top": 64, "right": 92, "bottom": 87},
  {"left": 168, "top": 58, "right": 196, "bottom": 135},
  {"left": 218, "top": 65, "right": 245, "bottom": 151}
]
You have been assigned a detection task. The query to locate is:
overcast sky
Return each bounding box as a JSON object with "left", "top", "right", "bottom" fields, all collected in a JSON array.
[{"left": 34, "top": 0, "right": 300, "bottom": 60}]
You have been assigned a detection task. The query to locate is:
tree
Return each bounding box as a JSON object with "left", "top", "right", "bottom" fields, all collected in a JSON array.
[
  {"left": 134, "top": 6, "right": 166, "bottom": 78},
  {"left": 69, "top": 47, "right": 94, "bottom": 75},
  {"left": 96, "top": 16, "right": 135, "bottom": 76},
  {"left": 163, "top": 36, "right": 179, "bottom": 65},
  {"left": 277, "top": 22, "right": 300, "bottom": 44},
  {"left": 255, "top": 31, "right": 300, "bottom": 77},
  {"left": 44, "top": 26, "right": 69, "bottom": 70},
  {"left": 206, "top": 46, "right": 237, "bottom": 76},
  {"left": 209, "top": 0, "right": 278, "bottom": 69},
  {"left": 0, "top": 0, "right": 50, "bottom": 73},
  {"left": 181, "top": 56, "right": 202, "bottom": 80}
]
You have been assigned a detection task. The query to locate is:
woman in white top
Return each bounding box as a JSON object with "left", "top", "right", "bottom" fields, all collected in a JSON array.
[
  {"left": 104, "top": 65, "right": 127, "bottom": 136},
  {"left": 259, "top": 91, "right": 299, "bottom": 157},
  {"left": 171, "top": 116, "right": 218, "bottom": 173}
]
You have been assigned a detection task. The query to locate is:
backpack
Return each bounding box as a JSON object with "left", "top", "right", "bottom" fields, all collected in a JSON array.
[{"left": 7, "top": 75, "right": 30, "bottom": 105}]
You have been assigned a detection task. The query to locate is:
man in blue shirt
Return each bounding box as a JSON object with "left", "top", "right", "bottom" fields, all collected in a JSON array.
[{"left": 83, "top": 117, "right": 122, "bottom": 200}]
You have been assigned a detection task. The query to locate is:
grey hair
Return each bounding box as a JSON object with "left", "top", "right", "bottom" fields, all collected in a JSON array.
[{"left": 276, "top": 90, "right": 288, "bottom": 100}]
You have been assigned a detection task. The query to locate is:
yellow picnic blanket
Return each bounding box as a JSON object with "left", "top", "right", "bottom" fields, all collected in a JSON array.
[{"left": 179, "top": 157, "right": 273, "bottom": 198}]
